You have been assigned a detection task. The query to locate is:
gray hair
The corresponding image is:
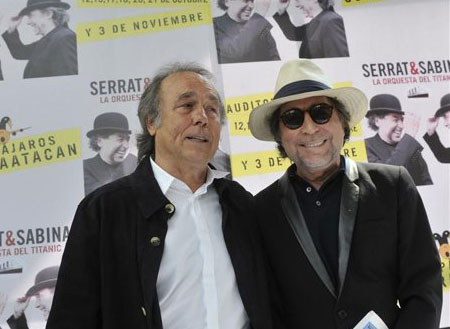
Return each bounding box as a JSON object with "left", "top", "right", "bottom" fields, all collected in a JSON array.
[
  {"left": 136, "top": 62, "right": 225, "bottom": 161},
  {"left": 41, "top": 7, "right": 70, "bottom": 27},
  {"left": 269, "top": 97, "right": 350, "bottom": 158},
  {"left": 217, "top": 0, "right": 227, "bottom": 10},
  {"left": 366, "top": 114, "right": 386, "bottom": 131}
]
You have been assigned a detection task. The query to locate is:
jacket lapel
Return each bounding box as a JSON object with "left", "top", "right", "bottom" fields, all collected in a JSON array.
[
  {"left": 278, "top": 172, "right": 337, "bottom": 298},
  {"left": 132, "top": 159, "right": 171, "bottom": 327},
  {"left": 337, "top": 157, "right": 359, "bottom": 297}
]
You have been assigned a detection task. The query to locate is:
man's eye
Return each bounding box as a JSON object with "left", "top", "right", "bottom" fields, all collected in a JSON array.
[{"left": 207, "top": 104, "right": 219, "bottom": 113}]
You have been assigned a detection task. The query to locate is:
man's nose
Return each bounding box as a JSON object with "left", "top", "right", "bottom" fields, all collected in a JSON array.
[
  {"left": 300, "top": 112, "right": 319, "bottom": 134},
  {"left": 192, "top": 105, "right": 208, "bottom": 126},
  {"left": 121, "top": 139, "right": 129, "bottom": 147}
]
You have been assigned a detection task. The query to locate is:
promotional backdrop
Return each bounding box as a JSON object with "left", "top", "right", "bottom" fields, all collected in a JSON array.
[{"left": 0, "top": 0, "right": 449, "bottom": 328}]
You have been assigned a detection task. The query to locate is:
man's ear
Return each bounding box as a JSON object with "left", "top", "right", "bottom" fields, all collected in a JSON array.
[
  {"left": 96, "top": 136, "right": 104, "bottom": 147},
  {"left": 374, "top": 117, "right": 381, "bottom": 129},
  {"left": 146, "top": 118, "right": 156, "bottom": 136}
]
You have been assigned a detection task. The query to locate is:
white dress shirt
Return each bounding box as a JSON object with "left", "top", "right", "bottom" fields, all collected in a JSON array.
[{"left": 151, "top": 159, "right": 249, "bottom": 329}]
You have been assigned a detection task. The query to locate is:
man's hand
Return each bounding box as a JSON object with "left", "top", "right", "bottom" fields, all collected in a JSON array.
[
  {"left": 13, "top": 296, "right": 30, "bottom": 319},
  {"left": 5, "top": 15, "right": 23, "bottom": 34},
  {"left": 403, "top": 113, "right": 420, "bottom": 138},
  {"left": 426, "top": 117, "right": 439, "bottom": 136}
]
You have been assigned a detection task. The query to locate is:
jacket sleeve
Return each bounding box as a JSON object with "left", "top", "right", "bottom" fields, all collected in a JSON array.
[
  {"left": 423, "top": 132, "right": 450, "bottom": 163},
  {"left": 261, "top": 27, "right": 280, "bottom": 61},
  {"left": 46, "top": 202, "right": 101, "bottom": 329},
  {"left": 273, "top": 12, "right": 306, "bottom": 41},
  {"left": 320, "top": 15, "right": 349, "bottom": 57},
  {"left": 50, "top": 32, "right": 78, "bottom": 76},
  {"left": 2, "top": 30, "right": 36, "bottom": 60},
  {"left": 7, "top": 314, "right": 28, "bottom": 329},
  {"left": 394, "top": 167, "right": 442, "bottom": 329}
]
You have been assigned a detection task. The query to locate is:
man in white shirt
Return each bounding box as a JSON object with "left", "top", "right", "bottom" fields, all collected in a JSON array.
[{"left": 46, "top": 63, "right": 277, "bottom": 329}]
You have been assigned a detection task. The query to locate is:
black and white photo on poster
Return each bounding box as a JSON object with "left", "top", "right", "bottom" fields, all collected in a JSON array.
[
  {"left": 83, "top": 112, "right": 138, "bottom": 196},
  {"left": 0, "top": 0, "right": 77, "bottom": 80},
  {"left": 211, "top": 0, "right": 349, "bottom": 64}
]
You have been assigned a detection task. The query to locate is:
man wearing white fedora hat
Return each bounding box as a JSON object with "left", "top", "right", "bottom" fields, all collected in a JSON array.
[
  {"left": 1, "top": 0, "right": 77, "bottom": 79},
  {"left": 249, "top": 59, "right": 442, "bottom": 329}
]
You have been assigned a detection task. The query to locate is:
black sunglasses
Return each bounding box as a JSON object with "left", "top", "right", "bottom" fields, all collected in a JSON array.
[{"left": 279, "top": 103, "right": 334, "bottom": 129}]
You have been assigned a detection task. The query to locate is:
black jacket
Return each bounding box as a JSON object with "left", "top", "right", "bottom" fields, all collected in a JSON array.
[
  {"left": 423, "top": 131, "right": 450, "bottom": 163},
  {"left": 365, "top": 133, "right": 433, "bottom": 186},
  {"left": 255, "top": 159, "right": 442, "bottom": 329},
  {"left": 47, "top": 159, "right": 274, "bottom": 329},
  {"left": 83, "top": 154, "right": 138, "bottom": 196}
]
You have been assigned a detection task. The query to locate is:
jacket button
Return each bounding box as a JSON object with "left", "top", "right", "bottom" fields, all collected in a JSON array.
[
  {"left": 141, "top": 306, "right": 146, "bottom": 316},
  {"left": 165, "top": 203, "right": 175, "bottom": 214},
  {"left": 337, "top": 309, "right": 348, "bottom": 319},
  {"left": 149, "top": 237, "right": 161, "bottom": 247}
]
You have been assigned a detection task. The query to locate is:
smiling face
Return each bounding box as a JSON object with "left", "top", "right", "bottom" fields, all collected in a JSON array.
[
  {"left": 225, "top": 0, "right": 254, "bottom": 22},
  {"left": 26, "top": 9, "right": 53, "bottom": 36},
  {"left": 34, "top": 288, "right": 54, "bottom": 320},
  {"left": 375, "top": 113, "right": 404, "bottom": 144},
  {"left": 97, "top": 132, "right": 131, "bottom": 165},
  {"left": 147, "top": 71, "right": 221, "bottom": 174},
  {"left": 279, "top": 96, "right": 344, "bottom": 177}
]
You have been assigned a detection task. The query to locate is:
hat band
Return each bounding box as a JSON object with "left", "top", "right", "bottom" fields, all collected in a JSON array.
[{"left": 274, "top": 80, "right": 331, "bottom": 100}]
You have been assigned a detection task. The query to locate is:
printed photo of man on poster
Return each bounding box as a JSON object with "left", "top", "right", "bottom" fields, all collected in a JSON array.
[
  {"left": 1, "top": 0, "right": 77, "bottom": 79},
  {"left": 213, "top": 0, "right": 280, "bottom": 64},
  {"left": 364, "top": 93, "right": 433, "bottom": 186},
  {"left": 2, "top": 266, "right": 58, "bottom": 329},
  {"left": 83, "top": 112, "right": 138, "bottom": 196},
  {"left": 424, "top": 93, "right": 450, "bottom": 164},
  {"left": 273, "top": 0, "right": 349, "bottom": 59}
]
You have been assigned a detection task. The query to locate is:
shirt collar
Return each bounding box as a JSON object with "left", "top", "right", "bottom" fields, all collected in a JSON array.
[
  {"left": 288, "top": 156, "right": 346, "bottom": 189},
  {"left": 150, "top": 157, "right": 228, "bottom": 195}
]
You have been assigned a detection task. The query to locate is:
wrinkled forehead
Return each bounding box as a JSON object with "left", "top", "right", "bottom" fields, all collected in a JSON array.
[{"left": 161, "top": 71, "right": 220, "bottom": 103}]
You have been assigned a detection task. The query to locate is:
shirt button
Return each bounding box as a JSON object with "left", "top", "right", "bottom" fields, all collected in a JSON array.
[
  {"left": 306, "top": 187, "right": 312, "bottom": 192},
  {"left": 337, "top": 309, "right": 348, "bottom": 319},
  {"left": 316, "top": 200, "right": 321, "bottom": 207},
  {"left": 149, "top": 237, "right": 161, "bottom": 247},
  {"left": 165, "top": 203, "right": 175, "bottom": 214}
]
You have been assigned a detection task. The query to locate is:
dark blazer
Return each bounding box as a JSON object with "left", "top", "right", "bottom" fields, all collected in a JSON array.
[
  {"left": 255, "top": 158, "right": 442, "bottom": 329},
  {"left": 423, "top": 132, "right": 450, "bottom": 163},
  {"left": 83, "top": 153, "right": 138, "bottom": 195},
  {"left": 2, "top": 25, "right": 77, "bottom": 79},
  {"left": 47, "top": 159, "right": 274, "bottom": 329},
  {"left": 7, "top": 314, "right": 28, "bottom": 329},
  {"left": 365, "top": 133, "right": 433, "bottom": 186},
  {"left": 273, "top": 9, "right": 349, "bottom": 59},
  {"left": 213, "top": 13, "right": 280, "bottom": 64}
]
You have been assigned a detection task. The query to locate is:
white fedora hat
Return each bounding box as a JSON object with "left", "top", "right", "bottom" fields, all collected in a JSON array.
[{"left": 249, "top": 59, "right": 368, "bottom": 141}]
